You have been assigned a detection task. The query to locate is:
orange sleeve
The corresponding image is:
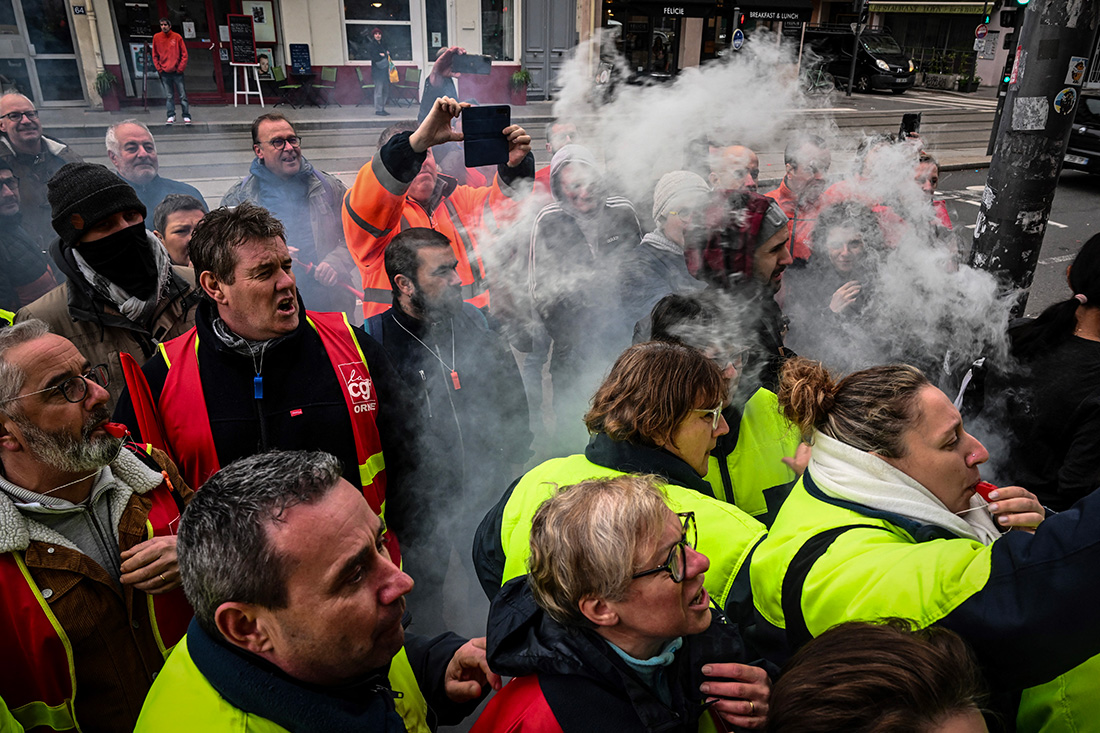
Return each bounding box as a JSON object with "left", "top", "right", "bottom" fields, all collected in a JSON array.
[{"left": 342, "top": 155, "right": 409, "bottom": 290}]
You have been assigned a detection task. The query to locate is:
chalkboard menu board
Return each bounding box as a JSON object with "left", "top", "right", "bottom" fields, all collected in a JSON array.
[
  {"left": 227, "top": 14, "right": 256, "bottom": 64},
  {"left": 289, "top": 44, "right": 312, "bottom": 75},
  {"left": 125, "top": 2, "right": 153, "bottom": 39}
]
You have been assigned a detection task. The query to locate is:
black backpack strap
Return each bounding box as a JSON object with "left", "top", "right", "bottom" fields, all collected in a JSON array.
[
  {"left": 364, "top": 312, "right": 386, "bottom": 345},
  {"left": 781, "top": 523, "right": 886, "bottom": 653}
]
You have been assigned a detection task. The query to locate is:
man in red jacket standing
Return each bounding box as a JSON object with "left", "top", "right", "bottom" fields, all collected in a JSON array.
[{"left": 152, "top": 18, "right": 190, "bottom": 125}]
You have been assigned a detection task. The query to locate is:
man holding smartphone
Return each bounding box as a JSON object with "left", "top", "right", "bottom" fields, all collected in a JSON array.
[
  {"left": 343, "top": 96, "right": 534, "bottom": 319},
  {"left": 419, "top": 47, "right": 464, "bottom": 122}
]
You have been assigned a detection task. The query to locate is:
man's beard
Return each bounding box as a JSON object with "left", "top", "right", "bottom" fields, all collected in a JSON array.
[
  {"left": 410, "top": 286, "right": 462, "bottom": 320},
  {"left": 13, "top": 405, "right": 123, "bottom": 474}
]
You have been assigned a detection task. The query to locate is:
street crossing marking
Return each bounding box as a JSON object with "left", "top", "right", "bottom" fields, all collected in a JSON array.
[{"left": 899, "top": 89, "right": 1000, "bottom": 111}]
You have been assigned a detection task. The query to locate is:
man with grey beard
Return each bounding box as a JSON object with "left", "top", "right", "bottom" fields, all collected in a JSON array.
[{"left": 0, "top": 319, "right": 193, "bottom": 732}]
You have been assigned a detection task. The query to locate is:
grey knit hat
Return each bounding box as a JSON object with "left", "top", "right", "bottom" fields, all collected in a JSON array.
[
  {"left": 48, "top": 162, "right": 146, "bottom": 247},
  {"left": 652, "top": 170, "right": 710, "bottom": 222}
]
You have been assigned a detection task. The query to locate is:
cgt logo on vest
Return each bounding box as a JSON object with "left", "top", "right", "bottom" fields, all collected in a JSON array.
[{"left": 338, "top": 362, "right": 378, "bottom": 413}]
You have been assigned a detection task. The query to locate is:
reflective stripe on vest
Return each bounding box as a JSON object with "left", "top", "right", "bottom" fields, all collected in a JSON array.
[
  {"left": 155, "top": 316, "right": 395, "bottom": 562},
  {"left": 500, "top": 454, "right": 766, "bottom": 609},
  {"left": 443, "top": 199, "right": 488, "bottom": 303},
  {"left": 142, "top": 471, "right": 191, "bottom": 656},
  {"left": 0, "top": 477, "right": 186, "bottom": 732},
  {"left": 390, "top": 647, "right": 431, "bottom": 733},
  {"left": 704, "top": 388, "right": 800, "bottom": 516},
  {"left": 0, "top": 553, "right": 78, "bottom": 732}
]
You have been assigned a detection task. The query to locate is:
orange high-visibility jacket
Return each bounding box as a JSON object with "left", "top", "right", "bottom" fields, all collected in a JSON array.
[{"left": 342, "top": 151, "right": 523, "bottom": 318}]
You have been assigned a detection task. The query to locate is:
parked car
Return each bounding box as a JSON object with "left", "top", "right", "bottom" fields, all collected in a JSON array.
[
  {"left": 1064, "top": 93, "right": 1100, "bottom": 174},
  {"left": 803, "top": 26, "right": 916, "bottom": 94}
]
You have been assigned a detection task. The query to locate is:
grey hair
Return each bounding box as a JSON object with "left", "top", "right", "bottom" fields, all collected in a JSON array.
[
  {"left": 177, "top": 450, "right": 344, "bottom": 639},
  {"left": 105, "top": 119, "right": 154, "bottom": 157},
  {"left": 0, "top": 320, "right": 50, "bottom": 411}
]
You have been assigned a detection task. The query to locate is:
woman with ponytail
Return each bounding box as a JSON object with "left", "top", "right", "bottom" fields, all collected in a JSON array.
[
  {"left": 1003, "top": 235, "right": 1100, "bottom": 511},
  {"left": 751, "top": 357, "right": 1100, "bottom": 730}
]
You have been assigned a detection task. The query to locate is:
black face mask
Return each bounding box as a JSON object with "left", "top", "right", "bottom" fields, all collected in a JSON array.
[{"left": 77, "top": 221, "right": 159, "bottom": 300}]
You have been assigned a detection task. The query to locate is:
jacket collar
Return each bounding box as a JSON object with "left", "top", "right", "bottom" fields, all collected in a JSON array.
[
  {"left": 196, "top": 294, "right": 310, "bottom": 359},
  {"left": 585, "top": 433, "right": 715, "bottom": 498},
  {"left": 50, "top": 235, "right": 195, "bottom": 330},
  {"left": 186, "top": 618, "right": 406, "bottom": 733},
  {"left": 486, "top": 578, "right": 728, "bottom": 732},
  {"left": 0, "top": 134, "right": 69, "bottom": 160},
  {"left": 803, "top": 470, "right": 960, "bottom": 543},
  {"left": 0, "top": 444, "right": 163, "bottom": 554}
]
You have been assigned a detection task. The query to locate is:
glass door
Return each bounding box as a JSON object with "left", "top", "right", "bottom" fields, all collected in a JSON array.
[
  {"left": 160, "top": 0, "right": 232, "bottom": 101},
  {"left": 0, "top": 0, "right": 86, "bottom": 105}
]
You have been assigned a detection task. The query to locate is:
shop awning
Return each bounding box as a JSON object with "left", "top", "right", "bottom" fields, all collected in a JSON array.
[
  {"left": 868, "top": 1, "right": 986, "bottom": 13},
  {"left": 744, "top": 0, "right": 813, "bottom": 23}
]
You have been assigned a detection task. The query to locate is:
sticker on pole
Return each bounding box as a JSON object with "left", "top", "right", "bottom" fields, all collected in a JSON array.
[
  {"left": 732, "top": 29, "right": 745, "bottom": 51},
  {"left": 1065, "top": 56, "right": 1088, "bottom": 85},
  {"left": 1054, "top": 88, "right": 1078, "bottom": 115}
]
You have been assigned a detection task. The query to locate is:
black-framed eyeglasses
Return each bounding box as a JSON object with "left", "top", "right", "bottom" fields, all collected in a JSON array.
[
  {"left": 0, "top": 175, "right": 18, "bottom": 191},
  {"left": 0, "top": 364, "right": 110, "bottom": 405},
  {"left": 692, "top": 404, "right": 724, "bottom": 431},
  {"left": 631, "top": 512, "right": 697, "bottom": 583},
  {"left": 260, "top": 136, "right": 301, "bottom": 149},
  {"left": 2, "top": 110, "right": 37, "bottom": 122}
]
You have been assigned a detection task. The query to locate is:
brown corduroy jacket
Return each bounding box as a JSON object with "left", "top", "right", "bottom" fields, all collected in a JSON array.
[{"left": 0, "top": 446, "right": 192, "bottom": 732}]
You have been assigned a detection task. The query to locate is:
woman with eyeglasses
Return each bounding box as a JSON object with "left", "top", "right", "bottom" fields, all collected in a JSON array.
[
  {"left": 621, "top": 171, "right": 710, "bottom": 336},
  {"left": 475, "top": 341, "right": 766, "bottom": 633},
  {"left": 472, "top": 474, "right": 773, "bottom": 732},
  {"left": 750, "top": 357, "right": 1100, "bottom": 729}
]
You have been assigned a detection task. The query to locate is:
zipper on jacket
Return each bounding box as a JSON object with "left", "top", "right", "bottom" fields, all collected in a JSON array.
[{"left": 419, "top": 369, "right": 433, "bottom": 418}]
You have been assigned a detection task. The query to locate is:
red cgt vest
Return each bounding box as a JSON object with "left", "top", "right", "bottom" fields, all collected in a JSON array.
[
  {"left": 131, "top": 311, "right": 396, "bottom": 560},
  {"left": 0, "top": 446, "right": 191, "bottom": 732}
]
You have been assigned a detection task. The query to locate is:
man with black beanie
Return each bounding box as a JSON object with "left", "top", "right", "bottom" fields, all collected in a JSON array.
[{"left": 15, "top": 161, "right": 199, "bottom": 408}]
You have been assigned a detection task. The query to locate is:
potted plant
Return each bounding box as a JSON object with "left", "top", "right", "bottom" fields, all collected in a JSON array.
[
  {"left": 95, "top": 70, "right": 120, "bottom": 111},
  {"left": 510, "top": 68, "right": 531, "bottom": 105},
  {"left": 957, "top": 74, "right": 981, "bottom": 93}
]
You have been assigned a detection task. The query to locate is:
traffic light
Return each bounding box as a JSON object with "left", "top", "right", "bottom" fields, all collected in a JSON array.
[
  {"left": 1016, "top": 0, "right": 1029, "bottom": 6},
  {"left": 858, "top": 0, "right": 869, "bottom": 24},
  {"left": 1000, "top": 9, "right": 1016, "bottom": 25},
  {"left": 983, "top": 11, "right": 991, "bottom": 23}
]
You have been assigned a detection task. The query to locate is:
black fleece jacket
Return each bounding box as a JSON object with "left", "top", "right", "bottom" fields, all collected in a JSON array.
[{"left": 112, "top": 297, "right": 430, "bottom": 544}]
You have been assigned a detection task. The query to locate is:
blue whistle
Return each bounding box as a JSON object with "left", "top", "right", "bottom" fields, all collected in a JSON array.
[{"left": 254, "top": 376, "right": 263, "bottom": 399}]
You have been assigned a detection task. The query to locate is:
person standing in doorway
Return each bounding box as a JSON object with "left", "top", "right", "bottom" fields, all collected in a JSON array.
[
  {"left": 365, "top": 27, "right": 391, "bottom": 116},
  {"left": 152, "top": 18, "right": 191, "bottom": 125}
]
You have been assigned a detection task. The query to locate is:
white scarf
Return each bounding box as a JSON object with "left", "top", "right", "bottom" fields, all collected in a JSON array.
[
  {"left": 72, "top": 231, "right": 171, "bottom": 323},
  {"left": 808, "top": 432, "right": 1001, "bottom": 545}
]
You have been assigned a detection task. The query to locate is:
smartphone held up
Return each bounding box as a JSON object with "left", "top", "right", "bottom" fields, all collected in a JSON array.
[{"left": 463, "top": 104, "right": 511, "bottom": 168}]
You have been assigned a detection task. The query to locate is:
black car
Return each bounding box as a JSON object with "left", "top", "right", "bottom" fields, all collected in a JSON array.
[
  {"left": 804, "top": 26, "right": 916, "bottom": 94},
  {"left": 1064, "top": 93, "right": 1100, "bottom": 174}
]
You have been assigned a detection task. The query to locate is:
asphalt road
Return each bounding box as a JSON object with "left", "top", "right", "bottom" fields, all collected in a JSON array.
[{"left": 936, "top": 166, "right": 1099, "bottom": 317}]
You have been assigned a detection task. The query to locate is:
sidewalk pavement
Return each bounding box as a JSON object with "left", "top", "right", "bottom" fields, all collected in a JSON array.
[{"left": 46, "top": 88, "right": 997, "bottom": 201}]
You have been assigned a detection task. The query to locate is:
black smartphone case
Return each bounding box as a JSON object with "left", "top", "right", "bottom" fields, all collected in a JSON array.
[{"left": 463, "top": 105, "right": 510, "bottom": 168}]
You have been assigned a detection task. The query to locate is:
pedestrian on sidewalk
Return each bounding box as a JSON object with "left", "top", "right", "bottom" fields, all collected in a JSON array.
[
  {"left": 365, "top": 27, "right": 391, "bottom": 116},
  {"left": 152, "top": 18, "right": 191, "bottom": 125}
]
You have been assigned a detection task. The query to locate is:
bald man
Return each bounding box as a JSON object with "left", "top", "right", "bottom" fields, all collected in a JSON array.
[{"left": 0, "top": 93, "right": 83, "bottom": 246}]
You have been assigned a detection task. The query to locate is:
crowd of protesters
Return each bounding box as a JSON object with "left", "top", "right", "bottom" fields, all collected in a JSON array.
[{"left": 0, "top": 83, "right": 1098, "bottom": 733}]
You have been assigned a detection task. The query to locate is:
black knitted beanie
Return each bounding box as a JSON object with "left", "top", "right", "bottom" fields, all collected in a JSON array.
[{"left": 48, "top": 162, "right": 146, "bottom": 247}]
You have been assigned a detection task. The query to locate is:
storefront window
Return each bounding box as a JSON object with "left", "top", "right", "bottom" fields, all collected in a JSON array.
[
  {"left": 346, "top": 0, "right": 413, "bottom": 61},
  {"left": 22, "top": 0, "right": 75, "bottom": 55},
  {"left": 0, "top": 0, "right": 18, "bottom": 34},
  {"left": 481, "top": 0, "right": 513, "bottom": 61}
]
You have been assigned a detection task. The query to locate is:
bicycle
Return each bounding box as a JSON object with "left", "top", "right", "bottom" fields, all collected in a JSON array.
[{"left": 802, "top": 65, "right": 836, "bottom": 95}]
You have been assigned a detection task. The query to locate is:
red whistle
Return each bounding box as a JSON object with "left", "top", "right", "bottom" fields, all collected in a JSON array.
[
  {"left": 103, "top": 422, "right": 129, "bottom": 440},
  {"left": 975, "top": 481, "right": 998, "bottom": 501}
]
